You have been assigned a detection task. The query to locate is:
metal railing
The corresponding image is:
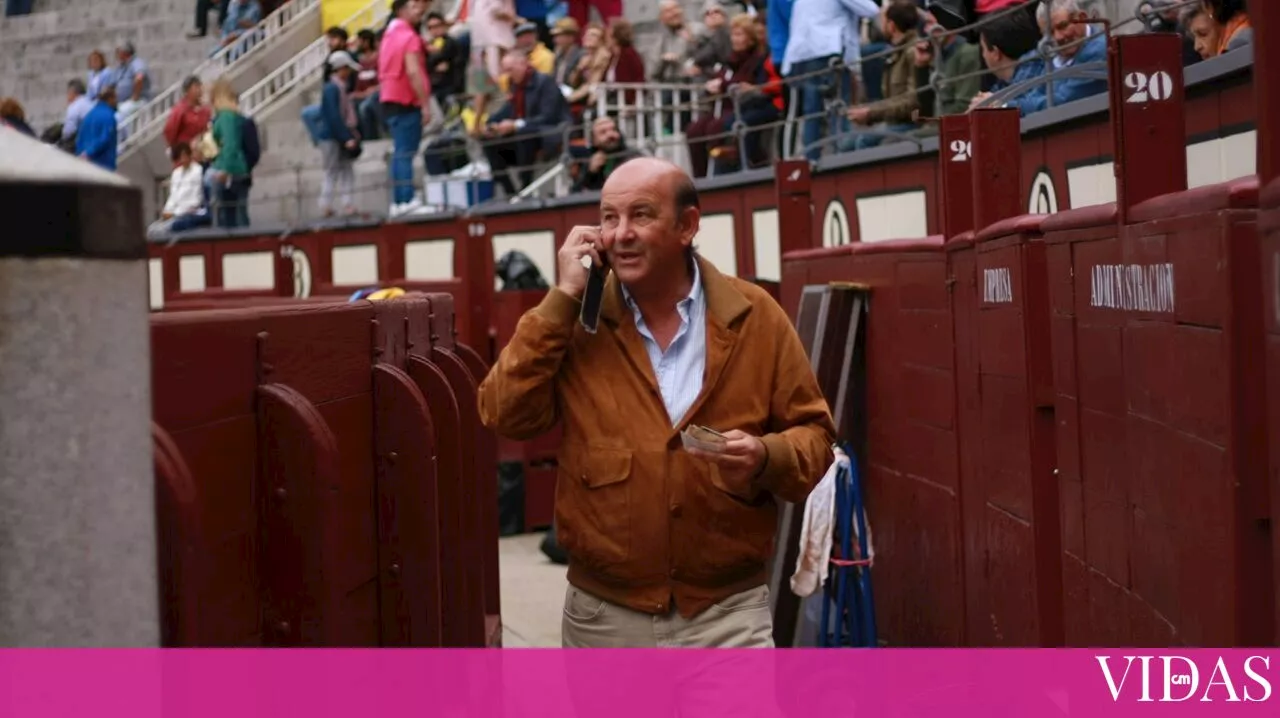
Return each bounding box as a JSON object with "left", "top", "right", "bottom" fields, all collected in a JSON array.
[
  {"left": 240, "top": 0, "right": 390, "bottom": 119},
  {"left": 119, "top": 0, "right": 322, "bottom": 155}
]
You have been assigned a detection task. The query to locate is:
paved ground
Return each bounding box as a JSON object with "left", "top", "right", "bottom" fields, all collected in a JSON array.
[{"left": 499, "top": 532, "right": 567, "bottom": 648}]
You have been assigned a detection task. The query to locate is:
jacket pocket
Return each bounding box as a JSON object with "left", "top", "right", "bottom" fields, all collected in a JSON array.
[{"left": 559, "top": 447, "right": 632, "bottom": 569}]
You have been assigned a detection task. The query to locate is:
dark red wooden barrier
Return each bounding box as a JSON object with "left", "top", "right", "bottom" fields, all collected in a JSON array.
[
  {"left": 150, "top": 297, "right": 496, "bottom": 647},
  {"left": 782, "top": 238, "right": 962, "bottom": 647}
]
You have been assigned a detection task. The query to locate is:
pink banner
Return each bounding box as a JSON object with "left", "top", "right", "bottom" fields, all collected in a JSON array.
[{"left": 0, "top": 649, "right": 1273, "bottom": 715}]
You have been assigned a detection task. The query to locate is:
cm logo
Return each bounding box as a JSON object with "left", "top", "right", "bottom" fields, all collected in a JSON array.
[{"left": 1029, "top": 170, "right": 1058, "bottom": 215}]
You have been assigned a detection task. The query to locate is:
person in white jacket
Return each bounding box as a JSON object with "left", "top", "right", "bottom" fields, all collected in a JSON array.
[{"left": 147, "top": 142, "right": 211, "bottom": 238}]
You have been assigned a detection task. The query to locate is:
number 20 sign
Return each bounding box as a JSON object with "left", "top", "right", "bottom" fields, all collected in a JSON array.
[{"left": 1124, "top": 70, "right": 1175, "bottom": 104}]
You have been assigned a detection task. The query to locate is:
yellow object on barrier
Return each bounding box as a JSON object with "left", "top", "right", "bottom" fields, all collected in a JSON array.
[{"left": 367, "top": 287, "right": 407, "bottom": 301}]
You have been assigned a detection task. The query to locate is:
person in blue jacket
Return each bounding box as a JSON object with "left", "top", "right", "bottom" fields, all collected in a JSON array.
[
  {"left": 317, "top": 51, "right": 362, "bottom": 217},
  {"left": 76, "top": 85, "right": 119, "bottom": 171}
]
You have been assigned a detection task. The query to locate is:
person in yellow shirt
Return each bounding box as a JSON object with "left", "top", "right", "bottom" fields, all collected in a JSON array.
[{"left": 514, "top": 21, "right": 555, "bottom": 75}]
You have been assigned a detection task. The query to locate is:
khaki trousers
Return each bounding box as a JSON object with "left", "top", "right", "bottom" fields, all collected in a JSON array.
[{"left": 561, "top": 583, "right": 775, "bottom": 648}]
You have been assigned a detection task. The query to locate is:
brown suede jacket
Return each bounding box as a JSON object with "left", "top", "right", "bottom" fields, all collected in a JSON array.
[{"left": 477, "top": 256, "right": 836, "bottom": 618}]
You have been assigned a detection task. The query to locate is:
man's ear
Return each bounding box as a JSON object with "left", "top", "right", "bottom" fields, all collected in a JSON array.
[{"left": 679, "top": 206, "right": 701, "bottom": 247}]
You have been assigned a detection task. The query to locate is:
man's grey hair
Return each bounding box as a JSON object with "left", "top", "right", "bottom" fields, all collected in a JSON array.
[{"left": 1037, "top": 0, "right": 1101, "bottom": 24}]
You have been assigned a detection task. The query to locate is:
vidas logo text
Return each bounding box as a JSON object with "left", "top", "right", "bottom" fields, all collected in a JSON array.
[{"left": 1096, "top": 655, "right": 1272, "bottom": 702}]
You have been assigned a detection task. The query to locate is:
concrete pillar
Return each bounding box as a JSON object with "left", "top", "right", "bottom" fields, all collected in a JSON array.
[{"left": 0, "top": 132, "right": 158, "bottom": 646}]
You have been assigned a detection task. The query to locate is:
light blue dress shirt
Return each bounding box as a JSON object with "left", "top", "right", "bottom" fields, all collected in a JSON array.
[{"left": 621, "top": 260, "right": 707, "bottom": 427}]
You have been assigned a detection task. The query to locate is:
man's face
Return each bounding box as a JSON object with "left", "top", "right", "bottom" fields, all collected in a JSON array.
[
  {"left": 115, "top": 49, "right": 129, "bottom": 64},
  {"left": 404, "top": 0, "right": 427, "bottom": 25},
  {"left": 1189, "top": 12, "right": 1221, "bottom": 59},
  {"left": 504, "top": 54, "right": 529, "bottom": 82},
  {"left": 593, "top": 119, "right": 621, "bottom": 150},
  {"left": 553, "top": 32, "right": 575, "bottom": 49},
  {"left": 704, "top": 7, "right": 725, "bottom": 29},
  {"left": 516, "top": 31, "right": 535, "bottom": 50},
  {"left": 660, "top": 4, "right": 683, "bottom": 27},
  {"left": 328, "top": 35, "right": 344, "bottom": 51},
  {"left": 426, "top": 17, "right": 446, "bottom": 37},
  {"left": 599, "top": 163, "right": 697, "bottom": 288},
  {"left": 1047, "top": 9, "right": 1087, "bottom": 59},
  {"left": 187, "top": 82, "right": 203, "bottom": 103}
]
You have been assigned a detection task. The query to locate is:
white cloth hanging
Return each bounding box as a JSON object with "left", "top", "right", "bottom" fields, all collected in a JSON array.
[{"left": 790, "top": 446, "right": 850, "bottom": 598}]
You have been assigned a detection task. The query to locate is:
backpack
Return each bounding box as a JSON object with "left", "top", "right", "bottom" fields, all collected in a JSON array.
[
  {"left": 300, "top": 103, "right": 325, "bottom": 146},
  {"left": 241, "top": 115, "right": 261, "bottom": 172}
]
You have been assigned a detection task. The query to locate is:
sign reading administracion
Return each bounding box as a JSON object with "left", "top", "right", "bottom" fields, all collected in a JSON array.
[{"left": 1090, "top": 263, "right": 1176, "bottom": 313}]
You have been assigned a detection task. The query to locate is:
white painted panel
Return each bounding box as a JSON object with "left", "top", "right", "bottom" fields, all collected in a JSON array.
[
  {"left": 493, "top": 230, "right": 557, "bottom": 290},
  {"left": 1186, "top": 139, "right": 1224, "bottom": 189},
  {"left": 855, "top": 190, "right": 928, "bottom": 242},
  {"left": 695, "top": 214, "right": 738, "bottom": 276},
  {"left": 332, "top": 244, "right": 379, "bottom": 286},
  {"left": 221, "top": 251, "right": 275, "bottom": 290},
  {"left": 178, "top": 254, "right": 206, "bottom": 292},
  {"left": 1066, "top": 162, "right": 1117, "bottom": 209},
  {"left": 148, "top": 258, "right": 163, "bottom": 310},
  {"left": 405, "top": 239, "right": 456, "bottom": 280},
  {"left": 1222, "top": 130, "right": 1257, "bottom": 182},
  {"left": 751, "top": 209, "right": 780, "bottom": 282}
]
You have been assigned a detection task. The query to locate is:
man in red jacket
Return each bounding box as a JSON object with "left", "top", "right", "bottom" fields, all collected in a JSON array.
[{"left": 163, "top": 76, "right": 212, "bottom": 160}]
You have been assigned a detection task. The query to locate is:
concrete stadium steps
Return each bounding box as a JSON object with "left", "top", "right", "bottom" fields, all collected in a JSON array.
[{"left": 0, "top": 0, "right": 211, "bottom": 127}]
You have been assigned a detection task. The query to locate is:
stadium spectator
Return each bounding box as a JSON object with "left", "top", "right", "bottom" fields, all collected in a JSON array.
[
  {"left": 86, "top": 51, "right": 117, "bottom": 103},
  {"left": 352, "top": 30, "right": 383, "bottom": 140},
  {"left": 148, "top": 142, "right": 210, "bottom": 237},
  {"left": 688, "top": 1, "right": 733, "bottom": 80},
  {"left": 468, "top": 0, "right": 517, "bottom": 129},
  {"left": 515, "top": 0, "right": 552, "bottom": 47},
  {"left": 426, "top": 13, "right": 464, "bottom": 107},
  {"left": 164, "top": 76, "right": 213, "bottom": 154},
  {"left": 481, "top": 51, "right": 571, "bottom": 195},
  {"left": 684, "top": 13, "right": 782, "bottom": 177},
  {"left": 967, "top": 7, "right": 1044, "bottom": 111},
  {"left": 318, "top": 51, "right": 363, "bottom": 218},
  {"left": 113, "top": 43, "right": 152, "bottom": 116},
  {"left": 516, "top": 21, "right": 556, "bottom": 75},
  {"left": 650, "top": 0, "right": 694, "bottom": 83},
  {"left": 61, "top": 80, "right": 94, "bottom": 150},
  {"left": 1184, "top": 0, "right": 1252, "bottom": 60},
  {"left": 323, "top": 27, "right": 352, "bottom": 87},
  {"left": 76, "top": 86, "right": 119, "bottom": 171},
  {"left": 380, "top": 0, "right": 433, "bottom": 215},
  {"left": 566, "top": 24, "right": 612, "bottom": 110},
  {"left": 1143, "top": 0, "right": 1203, "bottom": 65},
  {"left": 782, "top": 0, "right": 879, "bottom": 161},
  {"left": 912, "top": 21, "right": 981, "bottom": 128},
  {"left": 0, "top": 97, "right": 35, "bottom": 137},
  {"left": 215, "top": 0, "right": 263, "bottom": 59},
  {"left": 190, "top": 0, "right": 231, "bottom": 38},
  {"left": 605, "top": 19, "right": 646, "bottom": 104},
  {"left": 843, "top": 0, "right": 921, "bottom": 150},
  {"left": 1006, "top": 0, "right": 1108, "bottom": 114},
  {"left": 206, "top": 78, "right": 251, "bottom": 227},
  {"left": 550, "top": 18, "right": 584, "bottom": 88},
  {"left": 571, "top": 115, "right": 643, "bottom": 191}
]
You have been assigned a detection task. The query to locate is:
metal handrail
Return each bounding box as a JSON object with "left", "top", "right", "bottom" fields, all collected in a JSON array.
[
  {"left": 239, "top": 0, "right": 391, "bottom": 118},
  {"left": 975, "top": 62, "right": 1109, "bottom": 110},
  {"left": 119, "top": 0, "right": 321, "bottom": 154}
]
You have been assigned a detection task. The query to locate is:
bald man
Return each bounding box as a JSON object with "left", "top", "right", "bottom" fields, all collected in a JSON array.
[
  {"left": 478, "top": 159, "right": 835, "bottom": 648},
  {"left": 482, "top": 51, "right": 571, "bottom": 195}
]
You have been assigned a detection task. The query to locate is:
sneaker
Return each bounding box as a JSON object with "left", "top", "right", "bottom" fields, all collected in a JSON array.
[{"left": 398, "top": 198, "right": 425, "bottom": 216}]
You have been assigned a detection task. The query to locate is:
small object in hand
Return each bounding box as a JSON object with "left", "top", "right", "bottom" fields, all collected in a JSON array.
[{"left": 680, "top": 424, "right": 729, "bottom": 453}]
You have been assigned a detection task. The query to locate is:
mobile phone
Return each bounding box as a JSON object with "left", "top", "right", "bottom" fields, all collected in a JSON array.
[{"left": 579, "top": 250, "right": 610, "bottom": 334}]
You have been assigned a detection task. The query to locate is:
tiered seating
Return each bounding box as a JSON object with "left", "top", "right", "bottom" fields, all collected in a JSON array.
[{"left": 0, "top": 0, "right": 211, "bottom": 128}]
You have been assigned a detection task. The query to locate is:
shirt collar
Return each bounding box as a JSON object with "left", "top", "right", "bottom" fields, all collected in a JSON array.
[{"left": 621, "top": 254, "right": 703, "bottom": 324}]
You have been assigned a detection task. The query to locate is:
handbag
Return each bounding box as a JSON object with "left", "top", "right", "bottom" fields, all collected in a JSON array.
[
  {"left": 195, "top": 129, "right": 219, "bottom": 160},
  {"left": 342, "top": 139, "right": 363, "bottom": 160}
]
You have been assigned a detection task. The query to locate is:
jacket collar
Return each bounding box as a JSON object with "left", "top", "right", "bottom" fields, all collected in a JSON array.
[{"left": 600, "top": 253, "right": 751, "bottom": 330}]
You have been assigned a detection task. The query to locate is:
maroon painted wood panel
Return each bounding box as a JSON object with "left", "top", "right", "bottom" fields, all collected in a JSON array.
[{"left": 1262, "top": 180, "right": 1280, "bottom": 643}]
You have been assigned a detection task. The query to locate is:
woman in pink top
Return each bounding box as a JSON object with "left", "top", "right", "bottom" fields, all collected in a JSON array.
[{"left": 378, "top": 0, "right": 432, "bottom": 212}]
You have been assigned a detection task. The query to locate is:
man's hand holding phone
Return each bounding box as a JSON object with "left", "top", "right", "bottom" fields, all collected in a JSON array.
[{"left": 556, "top": 225, "right": 605, "bottom": 298}]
